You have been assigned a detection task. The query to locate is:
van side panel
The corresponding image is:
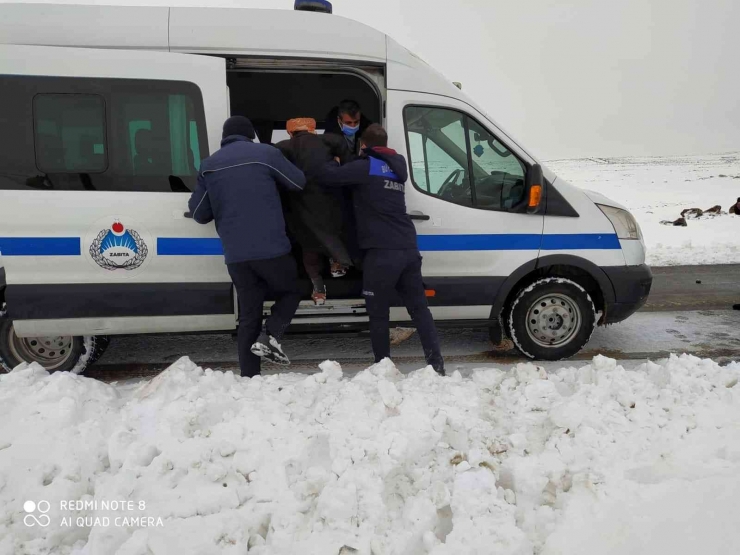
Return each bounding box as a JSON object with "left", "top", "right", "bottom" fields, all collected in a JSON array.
[
  {"left": 169, "top": 7, "right": 386, "bottom": 62},
  {"left": 543, "top": 178, "right": 627, "bottom": 267},
  {"left": 0, "top": 4, "right": 169, "bottom": 51},
  {"left": 0, "top": 44, "right": 234, "bottom": 337}
]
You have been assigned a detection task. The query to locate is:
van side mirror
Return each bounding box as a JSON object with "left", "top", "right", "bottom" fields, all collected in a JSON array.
[{"left": 526, "top": 164, "right": 544, "bottom": 214}]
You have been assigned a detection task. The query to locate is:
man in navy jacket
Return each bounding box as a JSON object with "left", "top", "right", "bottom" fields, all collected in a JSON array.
[
  {"left": 188, "top": 116, "right": 306, "bottom": 377},
  {"left": 315, "top": 124, "right": 445, "bottom": 375}
]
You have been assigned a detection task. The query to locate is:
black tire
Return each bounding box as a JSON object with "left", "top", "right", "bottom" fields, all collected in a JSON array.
[
  {"left": 508, "top": 278, "right": 596, "bottom": 361},
  {"left": 0, "top": 311, "right": 109, "bottom": 374}
]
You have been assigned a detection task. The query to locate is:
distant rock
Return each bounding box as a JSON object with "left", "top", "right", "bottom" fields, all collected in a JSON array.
[
  {"left": 660, "top": 216, "right": 688, "bottom": 227},
  {"left": 680, "top": 208, "right": 703, "bottom": 219}
]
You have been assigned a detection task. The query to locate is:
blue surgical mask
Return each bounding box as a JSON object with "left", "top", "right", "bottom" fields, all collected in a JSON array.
[{"left": 341, "top": 122, "right": 360, "bottom": 137}]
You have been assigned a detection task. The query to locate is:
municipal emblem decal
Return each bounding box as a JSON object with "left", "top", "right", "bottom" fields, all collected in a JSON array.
[{"left": 89, "top": 221, "right": 148, "bottom": 271}]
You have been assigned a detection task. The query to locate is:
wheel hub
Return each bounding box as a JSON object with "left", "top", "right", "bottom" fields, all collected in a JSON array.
[
  {"left": 525, "top": 293, "right": 581, "bottom": 348},
  {"left": 7, "top": 327, "right": 74, "bottom": 371}
]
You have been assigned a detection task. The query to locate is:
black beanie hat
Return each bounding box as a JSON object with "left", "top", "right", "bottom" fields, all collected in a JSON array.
[{"left": 222, "top": 116, "right": 255, "bottom": 140}]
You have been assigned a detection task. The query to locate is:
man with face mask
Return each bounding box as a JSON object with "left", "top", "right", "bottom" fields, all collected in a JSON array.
[
  {"left": 324, "top": 99, "right": 372, "bottom": 158},
  {"left": 324, "top": 100, "right": 374, "bottom": 267}
]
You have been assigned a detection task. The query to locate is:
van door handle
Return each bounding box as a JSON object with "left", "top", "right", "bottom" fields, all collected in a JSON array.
[{"left": 409, "top": 212, "right": 430, "bottom": 221}]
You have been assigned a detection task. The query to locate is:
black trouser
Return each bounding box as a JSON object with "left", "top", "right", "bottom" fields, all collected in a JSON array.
[
  {"left": 227, "top": 254, "right": 301, "bottom": 377},
  {"left": 362, "top": 248, "right": 444, "bottom": 372}
]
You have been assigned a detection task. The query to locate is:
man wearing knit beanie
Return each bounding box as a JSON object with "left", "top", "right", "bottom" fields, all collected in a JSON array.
[
  {"left": 222, "top": 115, "right": 256, "bottom": 140},
  {"left": 188, "top": 116, "right": 306, "bottom": 377}
]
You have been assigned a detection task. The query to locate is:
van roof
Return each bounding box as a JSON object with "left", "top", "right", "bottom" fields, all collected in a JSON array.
[
  {"left": 0, "top": 2, "right": 539, "bottom": 165},
  {"left": 0, "top": 3, "right": 387, "bottom": 63}
]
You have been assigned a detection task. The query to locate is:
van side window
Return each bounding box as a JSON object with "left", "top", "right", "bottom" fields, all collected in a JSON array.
[
  {"left": 117, "top": 92, "right": 202, "bottom": 184},
  {"left": 404, "top": 106, "right": 526, "bottom": 211},
  {"left": 34, "top": 94, "right": 107, "bottom": 173},
  {"left": 405, "top": 109, "right": 472, "bottom": 207},
  {"left": 0, "top": 75, "right": 207, "bottom": 193}
]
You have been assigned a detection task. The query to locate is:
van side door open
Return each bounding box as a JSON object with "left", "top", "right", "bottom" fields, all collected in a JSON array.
[{"left": 0, "top": 44, "right": 233, "bottom": 337}]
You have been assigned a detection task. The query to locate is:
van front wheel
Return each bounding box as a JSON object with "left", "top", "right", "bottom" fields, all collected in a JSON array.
[
  {"left": 0, "top": 312, "right": 109, "bottom": 374},
  {"left": 508, "top": 278, "right": 596, "bottom": 361}
]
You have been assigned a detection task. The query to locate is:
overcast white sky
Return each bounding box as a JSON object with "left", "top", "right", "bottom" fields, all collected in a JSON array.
[{"left": 5, "top": 0, "right": 739, "bottom": 159}]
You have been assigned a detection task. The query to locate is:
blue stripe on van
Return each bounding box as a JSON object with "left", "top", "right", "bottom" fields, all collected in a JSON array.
[
  {"left": 0, "top": 234, "right": 620, "bottom": 257},
  {"left": 417, "top": 233, "right": 620, "bottom": 252},
  {"left": 417, "top": 234, "right": 542, "bottom": 251},
  {"left": 0, "top": 237, "right": 81, "bottom": 256},
  {"left": 157, "top": 238, "right": 224, "bottom": 256},
  {"left": 541, "top": 233, "right": 621, "bottom": 250}
]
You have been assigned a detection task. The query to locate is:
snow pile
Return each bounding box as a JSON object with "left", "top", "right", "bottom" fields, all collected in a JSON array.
[
  {"left": 549, "top": 153, "right": 740, "bottom": 266},
  {"left": 1, "top": 354, "right": 740, "bottom": 554}
]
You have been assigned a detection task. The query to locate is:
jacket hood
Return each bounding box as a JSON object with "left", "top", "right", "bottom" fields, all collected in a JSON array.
[{"left": 365, "top": 147, "right": 409, "bottom": 183}]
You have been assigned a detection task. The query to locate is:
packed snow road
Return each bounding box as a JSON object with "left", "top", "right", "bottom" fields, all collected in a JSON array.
[
  {"left": 88, "top": 263, "right": 740, "bottom": 382},
  {"left": 89, "top": 310, "right": 740, "bottom": 382}
]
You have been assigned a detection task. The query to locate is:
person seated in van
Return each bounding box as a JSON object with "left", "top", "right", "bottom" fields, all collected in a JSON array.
[
  {"left": 188, "top": 116, "right": 307, "bottom": 377},
  {"left": 276, "top": 117, "right": 354, "bottom": 305},
  {"left": 324, "top": 99, "right": 372, "bottom": 158},
  {"left": 133, "top": 129, "right": 156, "bottom": 175},
  {"left": 312, "top": 124, "right": 445, "bottom": 375}
]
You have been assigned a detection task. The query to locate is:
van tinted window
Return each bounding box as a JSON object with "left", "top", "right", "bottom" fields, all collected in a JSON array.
[
  {"left": 404, "top": 106, "right": 526, "bottom": 211},
  {"left": 0, "top": 75, "right": 207, "bottom": 193},
  {"left": 34, "top": 94, "right": 107, "bottom": 173}
]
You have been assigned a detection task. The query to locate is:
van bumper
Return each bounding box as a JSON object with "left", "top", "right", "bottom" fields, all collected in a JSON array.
[{"left": 602, "top": 264, "right": 653, "bottom": 324}]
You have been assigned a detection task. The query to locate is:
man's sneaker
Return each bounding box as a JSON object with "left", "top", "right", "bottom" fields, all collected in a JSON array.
[
  {"left": 250, "top": 332, "right": 290, "bottom": 365},
  {"left": 311, "top": 288, "right": 327, "bottom": 306},
  {"left": 330, "top": 259, "right": 347, "bottom": 278}
]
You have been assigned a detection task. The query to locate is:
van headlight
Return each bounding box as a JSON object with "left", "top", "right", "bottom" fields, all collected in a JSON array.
[{"left": 597, "top": 204, "right": 641, "bottom": 240}]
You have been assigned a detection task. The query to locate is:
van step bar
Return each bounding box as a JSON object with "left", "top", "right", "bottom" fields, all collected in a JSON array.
[{"left": 263, "top": 298, "right": 366, "bottom": 318}]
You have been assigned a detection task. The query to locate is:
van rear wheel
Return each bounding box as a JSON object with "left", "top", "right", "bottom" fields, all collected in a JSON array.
[
  {"left": 508, "top": 278, "right": 596, "bottom": 361},
  {"left": 0, "top": 311, "right": 109, "bottom": 374}
]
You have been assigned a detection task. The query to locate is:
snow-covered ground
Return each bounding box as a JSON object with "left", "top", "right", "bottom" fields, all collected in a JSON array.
[
  {"left": 2, "top": 354, "right": 740, "bottom": 554},
  {"left": 548, "top": 153, "right": 740, "bottom": 266}
]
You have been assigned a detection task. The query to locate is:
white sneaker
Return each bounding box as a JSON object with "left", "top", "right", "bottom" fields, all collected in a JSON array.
[{"left": 250, "top": 332, "right": 290, "bottom": 365}]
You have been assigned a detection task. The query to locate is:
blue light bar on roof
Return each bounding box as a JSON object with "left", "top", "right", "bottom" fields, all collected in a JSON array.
[{"left": 294, "top": 0, "right": 333, "bottom": 14}]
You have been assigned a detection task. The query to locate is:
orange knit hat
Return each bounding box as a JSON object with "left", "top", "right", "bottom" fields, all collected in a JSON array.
[{"left": 286, "top": 117, "right": 317, "bottom": 135}]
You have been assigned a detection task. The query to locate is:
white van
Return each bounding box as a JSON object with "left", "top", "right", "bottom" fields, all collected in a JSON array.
[{"left": 0, "top": 2, "right": 652, "bottom": 373}]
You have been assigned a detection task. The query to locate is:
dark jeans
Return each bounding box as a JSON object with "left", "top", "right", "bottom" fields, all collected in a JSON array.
[
  {"left": 227, "top": 254, "right": 302, "bottom": 377},
  {"left": 362, "top": 248, "right": 444, "bottom": 372}
]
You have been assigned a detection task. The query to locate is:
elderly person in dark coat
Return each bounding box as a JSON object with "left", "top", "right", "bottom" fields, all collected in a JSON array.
[{"left": 276, "top": 117, "right": 353, "bottom": 305}]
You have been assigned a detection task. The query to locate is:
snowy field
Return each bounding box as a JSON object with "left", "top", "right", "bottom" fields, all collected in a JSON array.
[
  {"left": 548, "top": 152, "right": 740, "bottom": 266},
  {"left": 2, "top": 354, "right": 740, "bottom": 554}
]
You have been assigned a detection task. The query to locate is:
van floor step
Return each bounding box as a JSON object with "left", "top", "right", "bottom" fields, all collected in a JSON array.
[{"left": 263, "top": 298, "right": 366, "bottom": 317}]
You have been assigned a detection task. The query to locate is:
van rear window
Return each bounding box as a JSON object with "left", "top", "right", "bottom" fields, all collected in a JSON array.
[{"left": 0, "top": 75, "right": 207, "bottom": 193}]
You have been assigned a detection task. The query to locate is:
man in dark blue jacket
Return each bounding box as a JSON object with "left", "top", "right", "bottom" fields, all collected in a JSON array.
[
  {"left": 188, "top": 116, "right": 307, "bottom": 377},
  {"left": 315, "top": 124, "right": 445, "bottom": 375}
]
